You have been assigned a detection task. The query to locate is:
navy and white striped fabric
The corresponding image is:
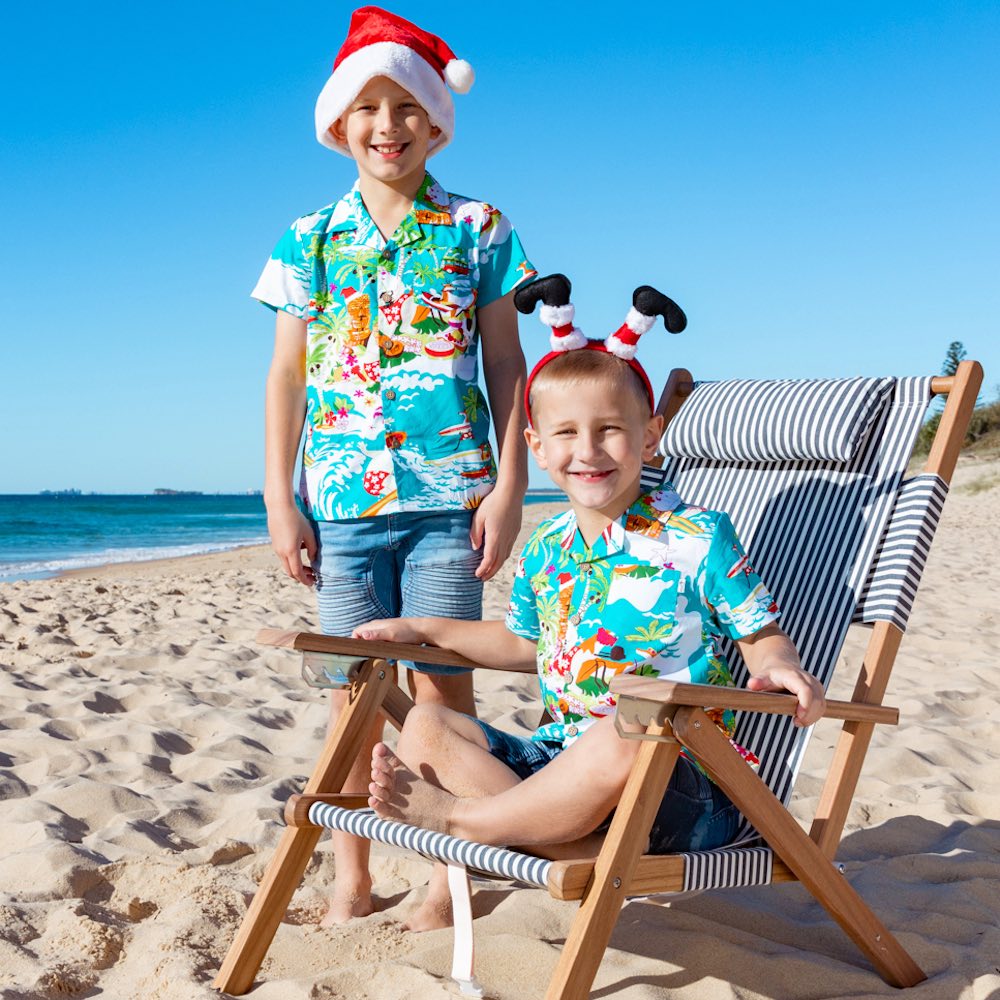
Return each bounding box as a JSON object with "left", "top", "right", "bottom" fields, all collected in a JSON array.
[
  {"left": 643, "top": 375, "right": 935, "bottom": 888},
  {"left": 660, "top": 377, "right": 895, "bottom": 463},
  {"left": 680, "top": 845, "right": 774, "bottom": 892},
  {"left": 854, "top": 473, "right": 948, "bottom": 631},
  {"left": 309, "top": 803, "right": 553, "bottom": 888}
]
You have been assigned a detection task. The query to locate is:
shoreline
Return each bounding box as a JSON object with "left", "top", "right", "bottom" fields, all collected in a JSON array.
[{"left": 56, "top": 542, "right": 276, "bottom": 581}]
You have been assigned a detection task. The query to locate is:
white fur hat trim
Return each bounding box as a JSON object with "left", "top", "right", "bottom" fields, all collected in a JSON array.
[
  {"left": 539, "top": 303, "right": 575, "bottom": 328},
  {"left": 315, "top": 42, "right": 454, "bottom": 156}
]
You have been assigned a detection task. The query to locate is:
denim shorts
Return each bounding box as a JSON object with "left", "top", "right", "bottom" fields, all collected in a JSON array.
[
  {"left": 470, "top": 719, "right": 740, "bottom": 853},
  {"left": 311, "top": 509, "right": 483, "bottom": 675}
]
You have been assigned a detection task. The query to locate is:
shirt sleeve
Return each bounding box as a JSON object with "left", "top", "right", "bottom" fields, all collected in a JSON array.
[
  {"left": 250, "top": 218, "right": 315, "bottom": 318},
  {"left": 505, "top": 550, "right": 541, "bottom": 641},
  {"left": 704, "top": 513, "right": 780, "bottom": 639},
  {"left": 476, "top": 207, "right": 537, "bottom": 308}
]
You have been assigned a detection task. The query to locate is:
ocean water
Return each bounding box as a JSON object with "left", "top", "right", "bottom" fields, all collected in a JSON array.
[
  {"left": 0, "top": 494, "right": 270, "bottom": 582},
  {"left": 0, "top": 491, "right": 566, "bottom": 583}
]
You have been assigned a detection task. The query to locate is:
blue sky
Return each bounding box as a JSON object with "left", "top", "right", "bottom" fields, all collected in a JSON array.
[{"left": 1, "top": 1, "right": 997, "bottom": 493}]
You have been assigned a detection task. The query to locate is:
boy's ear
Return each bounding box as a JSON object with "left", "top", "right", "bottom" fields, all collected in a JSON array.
[
  {"left": 642, "top": 414, "right": 664, "bottom": 463},
  {"left": 429, "top": 123, "right": 442, "bottom": 140},
  {"left": 328, "top": 118, "right": 347, "bottom": 145},
  {"left": 524, "top": 425, "right": 548, "bottom": 470}
]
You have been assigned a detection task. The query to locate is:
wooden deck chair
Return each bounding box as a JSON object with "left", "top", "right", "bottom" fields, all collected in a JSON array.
[{"left": 213, "top": 361, "right": 982, "bottom": 999}]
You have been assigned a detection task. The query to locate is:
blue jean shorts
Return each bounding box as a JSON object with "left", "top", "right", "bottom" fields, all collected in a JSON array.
[
  {"left": 311, "top": 509, "right": 483, "bottom": 675},
  {"left": 470, "top": 719, "right": 740, "bottom": 854}
]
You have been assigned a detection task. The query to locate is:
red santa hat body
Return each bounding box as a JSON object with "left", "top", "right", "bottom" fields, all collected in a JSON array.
[{"left": 315, "top": 6, "right": 474, "bottom": 157}]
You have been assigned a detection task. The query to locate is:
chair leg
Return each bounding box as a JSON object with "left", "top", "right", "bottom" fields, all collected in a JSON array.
[
  {"left": 544, "top": 723, "right": 680, "bottom": 1000},
  {"left": 672, "top": 707, "right": 926, "bottom": 989},
  {"left": 213, "top": 660, "right": 394, "bottom": 996}
]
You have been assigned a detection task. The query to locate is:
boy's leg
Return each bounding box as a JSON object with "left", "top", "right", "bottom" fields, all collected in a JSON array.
[
  {"left": 389, "top": 702, "right": 528, "bottom": 932},
  {"left": 371, "top": 714, "right": 643, "bottom": 847},
  {"left": 320, "top": 691, "right": 382, "bottom": 924},
  {"left": 394, "top": 509, "right": 486, "bottom": 927},
  {"left": 371, "top": 703, "right": 549, "bottom": 931},
  {"left": 313, "top": 517, "right": 397, "bottom": 924}
]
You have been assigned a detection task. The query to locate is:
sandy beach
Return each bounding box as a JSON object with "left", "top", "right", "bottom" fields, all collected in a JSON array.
[{"left": 2, "top": 463, "right": 999, "bottom": 1000}]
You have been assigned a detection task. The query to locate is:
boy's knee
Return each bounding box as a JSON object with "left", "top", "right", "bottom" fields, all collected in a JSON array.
[
  {"left": 588, "top": 716, "right": 642, "bottom": 779},
  {"left": 398, "top": 702, "right": 458, "bottom": 758},
  {"left": 409, "top": 669, "right": 475, "bottom": 713}
]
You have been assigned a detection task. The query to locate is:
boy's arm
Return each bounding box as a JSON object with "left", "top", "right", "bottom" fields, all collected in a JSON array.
[
  {"left": 353, "top": 617, "right": 537, "bottom": 671},
  {"left": 735, "top": 623, "right": 825, "bottom": 727},
  {"left": 473, "top": 291, "right": 529, "bottom": 581},
  {"left": 264, "top": 311, "right": 317, "bottom": 586}
]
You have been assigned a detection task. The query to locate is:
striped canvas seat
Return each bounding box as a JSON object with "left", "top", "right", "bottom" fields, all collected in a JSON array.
[{"left": 216, "top": 362, "right": 982, "bottom": 999}]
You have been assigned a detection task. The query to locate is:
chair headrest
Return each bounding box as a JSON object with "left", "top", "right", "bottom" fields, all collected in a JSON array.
[{"left": 660, "top": 376, "right": 896, "bottom": 463}]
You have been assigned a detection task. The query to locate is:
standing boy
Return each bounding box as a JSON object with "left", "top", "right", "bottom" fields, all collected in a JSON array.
[
  {"left": 355, "top": 277, "right": 825, "bottom": 930},
  {"left": 253, "top": 7, "right": 535, "bottom": 924}
]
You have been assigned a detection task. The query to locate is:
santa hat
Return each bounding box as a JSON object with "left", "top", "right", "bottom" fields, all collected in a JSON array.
[
  {"left": 315, "top": 6, "right": 474, "bottom": 157},
  {"left": 515, "top": 275, "right": 687, "bottom": 424}
]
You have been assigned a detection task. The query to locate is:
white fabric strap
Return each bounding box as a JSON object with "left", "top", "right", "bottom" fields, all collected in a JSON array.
[{"left": 448, "top": 862, "right": 484, "bottom": 997}]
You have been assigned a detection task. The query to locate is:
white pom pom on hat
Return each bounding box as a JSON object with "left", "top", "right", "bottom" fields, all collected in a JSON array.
[
  {"left": 315, "top": 6, "right": 475, "bottom": 157},
  {"left": 444, "top": 58, "right": 475, "bottom": 94}
]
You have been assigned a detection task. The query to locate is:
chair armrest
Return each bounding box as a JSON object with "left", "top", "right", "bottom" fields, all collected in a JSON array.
[
  {"left": 610, "top": 676, "right": 898, "bottom": 726},
  {"left": 256, "top": 629, "right": 536, "bottom": 674}
]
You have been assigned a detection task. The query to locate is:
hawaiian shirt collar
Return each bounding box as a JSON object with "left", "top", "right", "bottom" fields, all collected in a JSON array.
[
  {"left": 325, "top": 173, "right": 452, "bottom": 250},
  {"left": 556, "top": 483, "right": 685, "bottom": 563}
]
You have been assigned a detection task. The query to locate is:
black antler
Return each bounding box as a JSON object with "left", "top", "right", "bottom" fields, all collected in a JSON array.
[
  {"left": 632, "top": 286, "right": 687, "bottom": 333},
  {"left": 514, "top": 273, "right": 572, "bottom": 314}
]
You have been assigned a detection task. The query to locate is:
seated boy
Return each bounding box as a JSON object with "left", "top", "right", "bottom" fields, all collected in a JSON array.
[{"left": 354, "top": 276, "right": 825, "bottom": 930}]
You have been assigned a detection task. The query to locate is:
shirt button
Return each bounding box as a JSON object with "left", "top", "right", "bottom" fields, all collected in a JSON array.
[
  {"left": 384, "top": 389, "right": 396, "bottom": 400},
  {"left": 566, "top": 725, "right": 579, "bottom": 737},
  {"left": 570, "top": 613, "right": 582, "bottom": 625}
]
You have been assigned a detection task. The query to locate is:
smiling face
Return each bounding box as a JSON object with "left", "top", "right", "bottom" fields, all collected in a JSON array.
[
  {"left": 526, "top": 372, "right": 663, "bottom": 544},
  {"left": 328, "top": 76, "right": 440, "bottom": 192}
]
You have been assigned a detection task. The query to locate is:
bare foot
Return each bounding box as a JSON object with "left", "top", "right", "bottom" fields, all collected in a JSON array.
[
  {"left": 320, "top": 880, "right": 375, "bottom": 926},
  {"left": 404, "top": 891, "right": 454, "bottom": 932},
  {"left": 368, "top": 742, "right": 458, "bottom": 833}
]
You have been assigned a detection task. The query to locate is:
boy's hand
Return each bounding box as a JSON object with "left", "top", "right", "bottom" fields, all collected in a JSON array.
[
  {"left": 353, "top": 618, "right": 426, "bottom": 645},
  {"left": 267, "top": 504, "right": 317, "bottom": 587},
  {"left": 746, "top": 667, "right": 825, "bottom": 728},
  {"left": 470, "top": 484, "right": 523, "bottom": 581}
]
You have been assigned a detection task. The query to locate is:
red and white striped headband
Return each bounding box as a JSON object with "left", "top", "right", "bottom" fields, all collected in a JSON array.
[{"left": 515, "top": 274, "right": 686, "bottom": 424}]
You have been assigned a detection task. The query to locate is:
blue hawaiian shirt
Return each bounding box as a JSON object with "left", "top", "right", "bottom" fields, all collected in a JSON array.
[
  {"left": 505, "top": 486, "right": 780, "bottom": 754},
  {"left": 252, "top": 173, "right": 536, "bottom": 520}
]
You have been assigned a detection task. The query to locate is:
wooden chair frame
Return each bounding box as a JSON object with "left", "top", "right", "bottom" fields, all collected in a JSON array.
[{"left": 214, "top": 361, "right": 982, "bottom": 999}]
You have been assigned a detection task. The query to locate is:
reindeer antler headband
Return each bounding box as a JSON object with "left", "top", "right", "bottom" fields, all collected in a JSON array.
[{"left": 515, "top": 274, "right": 687, "bottom": 424}]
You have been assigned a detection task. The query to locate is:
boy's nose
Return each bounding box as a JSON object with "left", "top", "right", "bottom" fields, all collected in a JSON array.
[
  {"left": 374, "top": 104, "right": 399, "bottom": 133},
  {"left": 575, "top": 432, "right": 601, "bottom": 461}
]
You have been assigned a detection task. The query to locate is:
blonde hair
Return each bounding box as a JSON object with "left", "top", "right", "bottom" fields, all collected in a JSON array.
[{"left": 528, "top": 348, "right": 652, "bottom": 421}]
